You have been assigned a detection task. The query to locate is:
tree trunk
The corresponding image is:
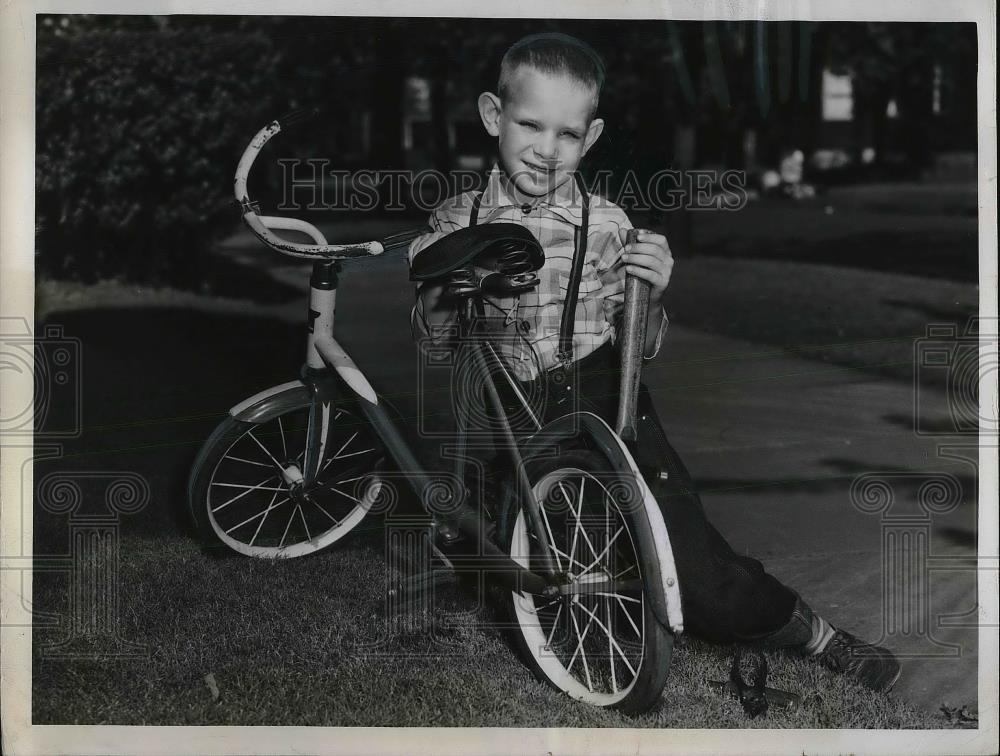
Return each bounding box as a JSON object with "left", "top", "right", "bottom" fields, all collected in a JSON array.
[
  {"left": 369, "top": 22, "right": 406, "bottom": 170},
  {"left": 430, "top": 43, "right": 452, "bottom": 174},
  {"left": 668, "top": 124, "right": 696, "bottom": 257}
]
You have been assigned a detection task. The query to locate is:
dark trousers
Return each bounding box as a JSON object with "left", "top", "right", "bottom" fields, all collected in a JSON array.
[{"left": 520, "top": 344, "right": 801, "bottom": 645}]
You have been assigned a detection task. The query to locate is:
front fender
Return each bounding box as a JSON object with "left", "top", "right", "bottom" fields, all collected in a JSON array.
[
  {"left": 229, "top": 380, "right": 310, "bottom": 424},
  {"left": 519, "top": 412, "right": 684, "bottom": 635}
]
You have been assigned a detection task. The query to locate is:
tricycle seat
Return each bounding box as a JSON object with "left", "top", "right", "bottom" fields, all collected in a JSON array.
[{"left": 409, "top": 223, "right": 545, "bottom": 282}]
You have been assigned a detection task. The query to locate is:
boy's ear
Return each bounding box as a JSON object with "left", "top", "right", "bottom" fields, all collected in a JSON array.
[
  {"left": 582, "top": 117, "right": 605, "bottom": 156},
  {"left": 478, "top": 91, "right": 502, "bottom": 137}
]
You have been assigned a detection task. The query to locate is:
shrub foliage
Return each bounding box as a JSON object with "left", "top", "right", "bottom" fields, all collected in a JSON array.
[{"left": 36, "top": 23, "right": 280, "bottom": 285}]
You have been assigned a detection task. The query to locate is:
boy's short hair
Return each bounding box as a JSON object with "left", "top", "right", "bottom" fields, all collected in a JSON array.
[{"left": 498, "top": 32, "right": 606, "bottom": 119}]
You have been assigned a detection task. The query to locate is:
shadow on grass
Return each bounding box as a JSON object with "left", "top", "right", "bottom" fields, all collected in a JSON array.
[
  {"left": 33, "top": 306, "right": 304, "bottom": 550},
  {"left": 691, "top": 457, "right": 976, "bottom": 505},
  {"left": 882, "top": 298, "right": 981, "bottom": 324},
  {"left": 199, "top": 246, "right": 306, "bottom": 303},
  {"left": 32, "top": 303, "right": 433, "bottom": 553},
  {"left": 937, "top": 527, "right": 976, "bottom": 549}
]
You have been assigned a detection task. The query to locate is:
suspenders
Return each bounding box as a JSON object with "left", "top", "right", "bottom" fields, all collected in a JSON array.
[
  {"left": 466, "top": 173, "right": 590, "bottom": 370},
  {"left": 558, "top": 174, "right": 590, "bottom": 365},
  {"left": 469, "top": 188, "right": 484, "bottom": 227}
]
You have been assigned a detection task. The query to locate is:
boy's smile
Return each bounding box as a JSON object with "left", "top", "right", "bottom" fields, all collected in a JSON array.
[{"left": 478, "top": 67, "right": 604, "bottom": 207}]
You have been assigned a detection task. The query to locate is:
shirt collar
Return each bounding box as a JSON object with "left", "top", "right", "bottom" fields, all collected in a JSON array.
[{"left": 479, "top": 163, "right": 587, "bottom": 227}]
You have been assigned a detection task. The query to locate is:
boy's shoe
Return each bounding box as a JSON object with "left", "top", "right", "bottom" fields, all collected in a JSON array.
[
  {"left": 433, "top": 519, "right": 463, "bottom": 547},
  {"left": 816, "top": 629, "right": 901, "bottom": 692}
]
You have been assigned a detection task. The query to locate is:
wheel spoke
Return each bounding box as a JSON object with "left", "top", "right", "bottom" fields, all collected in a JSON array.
[
  {"left": 604, "top": 494, "right": 621, "bottom": 687},
  {"left": 605, "top": 480, "right": 610, "bottom": 539},
  {"left": 297, "top": 504, "right": 312, "bottom": 541},
  {"left": 559, "top": 480, "right": 600, "bottom": 565},
  {"left": 537, "top": 499, "right": 563, "bottom": 572},
  {"left": 278, "top": 416, "right": 288, "bottom": 458},
  {"left": 563, "top": 481, "right": 582, "bottom": 569},
  {"left": 527, "top": 531, "right": 589, "bottom": 573},
  {"left": 212, "top": 473, "right": 281, "bottom": 514},
  {"left": 574, "top": 599, "right": 637, "bottom": 678},
  {"left": 223, "top": 454, "right": 273, "bottom": 468},
  {"left": 545, "top": 603, "right": 564, "bottom": 649},
  {"left": 278, "top": 505, "right": 296, "bottom": 549},
  {"left": 578, "top": 481, "right": 607, "bottom": 561},
  {"left": 517, "top": 596, "right": 560, "bottom": 616},
  {"left": 248, "top": 430, "right": 286, "bottom": 471},
  {"left": 333, "top": 447, "right": 376, "bottom": 460},
  {"left": 593, "top": 591, "right": 640, "bottom": 604},
  {"left": 329, "top": 473, "right": 366, "bottom": 485},
  {"left": 309, "top": 496, "right": 342, "bottom": 525},
  {"left": 613, "top": 564, "right": 637, "bottom": 580},
  {"left": 606, "top": 595, "right": 618, "bottom": 694},
  {"left": 615, "top": 595, "right": 643, "bottom": 638},
  {"left": 567, "top": 602, "right": 596, "bottom": 692},
  {"left": 225, "top": 496, "right": 289, "bottom": 535},
  {"left": 211, "top": 482, "right": 286, "bottom": 492},
  {"left": 577, "top": 477, "right": 597, "bottom": 558},
  {"left": 249, "top": 489, "right": 279, "bottom": 547},
  {"left": 329, "top": 486, "right": 363, "bottom": 505},
  {"left": 331, "top": 431, "right": 359, "bottom": 461},
  {"left": 578, "top": 526, "right": 624, "bottom": 578}
]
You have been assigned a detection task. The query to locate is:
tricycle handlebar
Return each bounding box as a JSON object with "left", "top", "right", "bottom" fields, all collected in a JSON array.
[{"left": 234, "top": 119, "right": 384, "bottom": 261}]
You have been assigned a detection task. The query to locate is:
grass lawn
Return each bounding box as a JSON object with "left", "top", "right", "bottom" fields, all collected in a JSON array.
[
  {"left": 686, "top": 183, "right": 978, "bottom": 282},
  {"left": 32, "top": 527, "right": 947, "bottom": 728},
  {"left": 665, "top": 255, "right": 977, "bottom": 386}
]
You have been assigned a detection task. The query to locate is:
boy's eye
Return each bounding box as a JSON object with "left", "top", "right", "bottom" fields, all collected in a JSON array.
[
  {"left": 519, "top": 121, "right": 540, "bottom": 131},
  {"left": 561, "top": 131, "right": 582, "bottom": 140}
]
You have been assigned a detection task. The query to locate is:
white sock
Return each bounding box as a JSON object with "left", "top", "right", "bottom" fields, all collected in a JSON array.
[{"left": 804, "top": 615, "right": 836, "bottom": 656}]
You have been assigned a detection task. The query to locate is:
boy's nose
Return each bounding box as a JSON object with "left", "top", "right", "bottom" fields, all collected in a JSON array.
[{"left": 534, "top": 136, "right": 559, "bottom": 162}]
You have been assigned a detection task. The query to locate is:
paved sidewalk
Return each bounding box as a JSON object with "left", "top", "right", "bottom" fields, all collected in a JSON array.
[
  {"left": 210, "top": 227, "right": 981, "bottom": 715},
  {"left": 645, "top": 327, "right": 979, "bottom": 713}
]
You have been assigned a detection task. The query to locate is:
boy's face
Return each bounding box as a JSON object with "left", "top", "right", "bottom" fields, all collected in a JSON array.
[{"left": 478, "top": 66, "right": 604, "bottom": 205}]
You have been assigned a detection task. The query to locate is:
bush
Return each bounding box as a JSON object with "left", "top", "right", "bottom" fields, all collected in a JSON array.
[{"left": 36, "top": 21, "right": 281, "bottom": 285}]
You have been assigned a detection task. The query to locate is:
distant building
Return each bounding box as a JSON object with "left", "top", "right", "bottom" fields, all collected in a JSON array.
[{"left": 816, "top": 62, "right": 975, "bottom": 172}]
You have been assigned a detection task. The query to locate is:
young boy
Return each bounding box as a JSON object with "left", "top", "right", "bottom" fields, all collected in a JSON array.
[{"left": 408, "top": 32, "right": 900, "bottom": 692}]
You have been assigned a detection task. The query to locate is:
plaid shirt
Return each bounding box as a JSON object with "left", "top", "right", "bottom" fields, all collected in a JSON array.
[{"left": 409, "top": 164, "right": 668, "bottom": 381}]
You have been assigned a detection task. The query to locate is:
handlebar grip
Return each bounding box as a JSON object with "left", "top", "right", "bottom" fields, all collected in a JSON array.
[{"left": 615, "top": 229, "right": 651, "bottom": 443}]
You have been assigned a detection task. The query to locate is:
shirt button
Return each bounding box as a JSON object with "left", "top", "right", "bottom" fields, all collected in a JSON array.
[{"left": 520, "top": 320, "right": 531, "bottom": 333}]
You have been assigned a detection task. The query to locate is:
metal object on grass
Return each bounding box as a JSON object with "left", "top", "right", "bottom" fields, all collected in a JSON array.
[{"left": 708, "top": 647, "right": 802, "bottom": 717}]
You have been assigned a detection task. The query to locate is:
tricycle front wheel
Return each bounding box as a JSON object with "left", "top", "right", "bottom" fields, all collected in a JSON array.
[
  {"left": 500, "top": 450, "right": 673, "bottom": 714},
  {"left": 188, "top": 395, "right": 384, "bottom": 558}
]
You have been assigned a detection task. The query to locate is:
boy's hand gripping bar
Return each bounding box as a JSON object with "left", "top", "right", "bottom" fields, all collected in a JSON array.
[{"left": 615, "top": 229, "right": 650, "bottom": 443}]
